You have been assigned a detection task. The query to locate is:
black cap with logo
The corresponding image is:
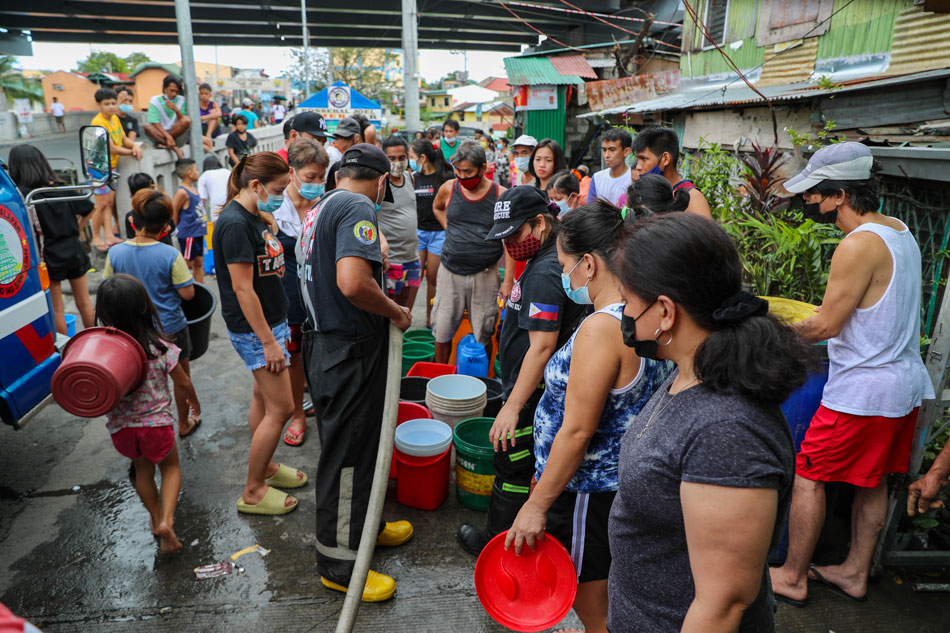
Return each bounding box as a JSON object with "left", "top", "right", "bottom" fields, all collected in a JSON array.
[
  {"left": 290, "top": 111, "right": 334, "bottom": 139},
  {"left": 485, "top": 186, "right": 551, "bottom": 240},
  {"left": 340, "top": 143, "right": 394, "bottom": 202}
]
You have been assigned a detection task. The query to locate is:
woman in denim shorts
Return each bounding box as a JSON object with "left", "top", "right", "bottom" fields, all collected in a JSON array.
[{"left": 211, "top": 152, "right": 308, "bottom": 516}]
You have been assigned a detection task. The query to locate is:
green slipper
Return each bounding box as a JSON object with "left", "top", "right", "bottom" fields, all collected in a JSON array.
[
  {"left": 237, "top": 487, "right": 298, "bottom": 515},
  {"left": 264, "top": 463, "right": 308, "bottom": 489}
]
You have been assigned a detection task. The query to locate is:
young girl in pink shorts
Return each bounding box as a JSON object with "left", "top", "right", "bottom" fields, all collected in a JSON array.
[{"left": 96, "top": 273, "right": 200, "bottom": 554}]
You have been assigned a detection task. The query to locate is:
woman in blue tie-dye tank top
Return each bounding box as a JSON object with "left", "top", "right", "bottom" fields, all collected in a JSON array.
[{"left": 505, "top": 201, "right": 672, "bottom": 633}]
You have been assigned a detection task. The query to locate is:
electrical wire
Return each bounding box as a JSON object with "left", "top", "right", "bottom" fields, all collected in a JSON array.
[
  {"left": 495, "top": 1, "right": 584, "bottom": 51},
  {"left": 508, "top": 1, "right": 679, "bottom": 27}
]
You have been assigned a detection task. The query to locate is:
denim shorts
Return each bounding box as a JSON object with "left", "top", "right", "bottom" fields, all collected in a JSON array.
[
  {"left": 227, "top": 320, "right": 291, "bottom": 371},
  {"left": 417, "top": 229, "right": 445, "bottom": 256}
]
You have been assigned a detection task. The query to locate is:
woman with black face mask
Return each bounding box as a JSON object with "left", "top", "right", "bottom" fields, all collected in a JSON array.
[
  {"left": 505, "top": 201, "right": 672, "bottom": 633},
  {"left": 609, "top": 212, "right": 813, "bottom": 633}
]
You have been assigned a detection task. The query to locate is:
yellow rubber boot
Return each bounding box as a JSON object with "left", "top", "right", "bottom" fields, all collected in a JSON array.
[
  {"left": 321, "top": 570, "right": 396, "bottom": 602},
  {"left": 376, "top": 521, "right": 414, "bottom": 547}
]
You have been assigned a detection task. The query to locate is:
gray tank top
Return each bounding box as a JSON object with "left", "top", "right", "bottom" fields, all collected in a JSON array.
[
  {"left": 440, "top": 180, "right": 504, "bottom": 275},
  {"left": 376, "top": 175, "right": 419, "bottom": 265}
]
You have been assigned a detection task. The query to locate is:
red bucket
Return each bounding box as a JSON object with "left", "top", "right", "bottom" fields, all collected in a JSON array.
[
  {"left": 391, "top": 401, "right": 431, "bottom": 479},
  {"left": 52, "top": 327, "right": 148, "bottom": 417},
  {"left": 395, "top": 446, "right": 451, "bottom": 511}
]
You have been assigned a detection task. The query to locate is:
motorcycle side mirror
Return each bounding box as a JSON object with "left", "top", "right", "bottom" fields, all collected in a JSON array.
[{"left": 80, "top": 125, "right": 111, "bottom": 186}]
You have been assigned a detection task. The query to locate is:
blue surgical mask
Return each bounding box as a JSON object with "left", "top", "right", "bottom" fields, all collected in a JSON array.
[
  {"left": 555, "top": 199, "right": 571, "bottom": 215},
  {"left": 513, "top": 156, "right": 530, "bottom": 172},
  {"left": 295, "top": 174, "right": 324, "bottom": 200},
  {"left": 409, "top": 158, "right": 418, "bottom": 172},
  {"left": 561, "top": 257, "right": 592, "bottom": 305},
  {"left": 646, "top": 164, "right": 663, "bottom": 176},
  {"left": 373, "top": 176, "right": 385, "bottom": 212},
  {"left": 118, "top": 103, "right": 134, "bottom": 115},
  {"left": 257, "top": 189, "right": 284, "bottom": 213}
]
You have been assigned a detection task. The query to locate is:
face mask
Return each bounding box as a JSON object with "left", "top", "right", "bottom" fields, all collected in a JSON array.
[
  {"left": 803, "top": 201, "right": 837, "bottom": 225},
  {"left": 496, "top": 144, "right": 504, "bottom": 151},
  {"left": 506, "top": 228, "right": 542, "bottom": 261},
  {"left": 646, "top": 164, "right": 663, "bottom": 176},
  {"left": 257, "top": 188, "right": 284, "bottom": 213},
  {"left": 295, "top": 174, "right": 325, "bottom": 200},
  {"left": 390, "top": 160, "right": 407, "bottom": 178},
  {"left": 513, "top": 156, "right": 530, "bottom": 172},
  {"left": 458, "top": 174, "right": 482, "bottom": 190},
  {"left": 555, "top": 199, "right": 571, "bottom": 215},
  {"left": 620, "top": 300, "right": 664, "bottom": 360},
  {"left": 373, "top": 176, "right": 385, "bottom": 212},
  {"left": 561, "top": 257, "right": 592, "bottom": 305},
  {"left": 408, "top": 158, "right": 418, "bottom": 172},
  {"left": 118, "top": 103, "right": 134, "bottom": 114}
]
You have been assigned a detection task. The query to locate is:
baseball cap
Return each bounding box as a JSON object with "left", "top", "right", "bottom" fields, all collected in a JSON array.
[
  {"left": 242, "top": 97, "right": 253, "bottom": 107},
  {"left": 485, "top": 186, "right": 552, "bottom": 240},
  {"left": 512, "top": 134, "right": 538, "bottom": 148},
  {"left": 291, "top": 111, "right": 334, "bottom": 139},
  {"left": 784, "top": 142, "right": 874, "bottom": 193},
  {"left": 340, "top": 143, "right": 394, "bottom": 202},
  {"left": 334, "top": 117, "right": 362, "bottom": 139}
]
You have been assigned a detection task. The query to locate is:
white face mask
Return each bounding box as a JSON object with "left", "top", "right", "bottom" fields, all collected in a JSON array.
[{"left": 390, "top": 160, "right": 407, "bottom": 178}]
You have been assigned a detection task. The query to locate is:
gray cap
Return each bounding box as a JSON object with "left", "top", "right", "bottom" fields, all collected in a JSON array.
[
  {"left": 784, "top": 142, "right": 874, "bottom": 193},
  {"left": 334, "top": 117, "right": 362, "bottom": 139}
]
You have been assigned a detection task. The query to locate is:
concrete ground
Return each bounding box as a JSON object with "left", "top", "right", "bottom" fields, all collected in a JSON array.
[{"left": 1, "top": 275, "right": 949, "bottom": 633}]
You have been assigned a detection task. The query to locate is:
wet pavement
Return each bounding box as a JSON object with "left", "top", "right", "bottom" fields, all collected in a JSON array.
[{"left": 2, "top": 276, "right": 949, "bottom": 632}]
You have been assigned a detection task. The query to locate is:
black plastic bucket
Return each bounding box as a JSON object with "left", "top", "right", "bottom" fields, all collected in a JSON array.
[
  {"left": 400, "top": 376, "right": 430, "bottom": 405},
  {"left": 476, "top": 376, "right": 504, "bottom": 418},
  {"left": 181, "top": 282, "right": 217, "bottom": 362}
]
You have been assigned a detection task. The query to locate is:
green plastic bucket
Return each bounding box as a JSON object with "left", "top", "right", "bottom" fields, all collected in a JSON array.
[
  {"left": 404, "top": 329, "right": 436, "bottom": 345},
  {"left": 402, "top": 342, "right": 435, "bottom": 376},
  {"left": 453, "top": 417, "right": 496, "bottom": 511}
]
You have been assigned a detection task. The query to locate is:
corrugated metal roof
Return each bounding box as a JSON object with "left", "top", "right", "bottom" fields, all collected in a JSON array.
[
  {"left": 549, "top": 55, "right": 597, "bottom": 79},
  {"left": 503, "top": 56, "right": 584, "bottom": 86},
  {"left": 758, "top": 36, "right": 819, "bottom": 87},
  {"left": 887, "top": 6, "right": 950, "bottom": 75},
  {"left": 580, "top": 67, "right": 950, "bottom": 117}
]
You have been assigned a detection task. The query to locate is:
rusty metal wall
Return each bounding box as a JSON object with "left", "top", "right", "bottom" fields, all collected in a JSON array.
[
  {"left": 888, "top": 5, "right": 950, "bottom": 75},
  {"left": 758, "top": 36, "right": 820, "bottom": 86}
]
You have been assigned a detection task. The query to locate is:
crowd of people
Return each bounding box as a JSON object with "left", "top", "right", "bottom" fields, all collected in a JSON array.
[{"left": 8, "top": 81, "right": 944, "bottom": 631}]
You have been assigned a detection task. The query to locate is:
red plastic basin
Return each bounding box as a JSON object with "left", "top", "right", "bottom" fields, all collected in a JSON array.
[
  {"left": 51, "top": 327, "right": 148, "bottom": 417},
  {"left": 407, "top": 361, "right": 457, "bottom": 379},
  {"left": 395, "top": 446, "right": 451, "bottom": 511},
  {"left": 390, "top": 401, "right": 431, "bottom": 479}
]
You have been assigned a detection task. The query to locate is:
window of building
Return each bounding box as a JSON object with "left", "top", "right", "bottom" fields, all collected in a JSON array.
[
  {"left": 756, "top": 0, "right": 833, "bottom": 46},
  {"left": 702, "top": 0, "right": 729, "bottom": 49},
  {"left": 443, "top": 97, "right": 450, "bottom": 107}
]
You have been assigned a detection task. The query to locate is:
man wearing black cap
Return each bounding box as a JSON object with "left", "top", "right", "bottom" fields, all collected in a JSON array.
[
  {"left": 300, "top": 143, "right": 414, "bottom": 603},
  {"left": 457, "top": 186, "right": 585, "bottom": 555},
  {"left": 326, "top": 117, "right": 362, "bottom": 169},
  {"left": 277, "top": 112, "right": 335, "bottom": 162}
]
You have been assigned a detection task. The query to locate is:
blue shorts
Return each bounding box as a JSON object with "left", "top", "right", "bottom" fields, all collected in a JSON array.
[
  {"left": 417, "top": 229, "right": 445, "bottom": 257},
  {"left": 93, "top": 169, "right": 116, "bottom": 195},
  {"left": 227, "top": 320, "right": 291, "bottom": 371}
]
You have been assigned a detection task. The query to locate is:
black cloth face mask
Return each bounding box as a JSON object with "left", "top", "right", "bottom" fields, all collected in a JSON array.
[
  {"left": 792, "top": 195, "right": 837, "bottom": 225},
  {"left": 620, "top": 300, "right": 662, "bottom": 360}
]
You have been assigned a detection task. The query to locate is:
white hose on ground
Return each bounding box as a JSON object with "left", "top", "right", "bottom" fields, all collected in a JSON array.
[{"left": 334, "top": 322, "right": 403, "bottom": 633}]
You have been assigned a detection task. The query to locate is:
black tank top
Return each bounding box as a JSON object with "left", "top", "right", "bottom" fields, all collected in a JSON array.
[
  {"left": 440, "top": 180, "right": 504, "bottom": 276},
  {"left": 413, "top": 171, "right": 442, "bottom": 232}
]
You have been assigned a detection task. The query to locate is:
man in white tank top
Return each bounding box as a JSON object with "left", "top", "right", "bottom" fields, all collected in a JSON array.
[{"left": 771, "top": 143, "right": 934, "bottom": 606}]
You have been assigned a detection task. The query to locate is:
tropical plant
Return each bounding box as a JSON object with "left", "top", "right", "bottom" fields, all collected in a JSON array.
[
  {"left": 75, "top": 51, "right": 153, "bottom": 75},
  {"left": 740, "top": 142, "right": 787, "bottom": 217},
  {"left": 0, "top": 56, "right": 43, "bottom": 106}
]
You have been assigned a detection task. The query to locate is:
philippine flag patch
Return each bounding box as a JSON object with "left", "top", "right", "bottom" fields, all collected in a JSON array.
[{"left": 528, "top": 303, "right": 559, "bottom": 321}]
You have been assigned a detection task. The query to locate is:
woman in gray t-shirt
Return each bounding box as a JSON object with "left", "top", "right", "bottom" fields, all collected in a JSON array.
[{"left": 609, "top": 213, "right": 814, "bottom": 633}]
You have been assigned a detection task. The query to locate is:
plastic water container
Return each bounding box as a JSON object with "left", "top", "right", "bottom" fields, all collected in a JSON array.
[
  {"left": 395, "top": 419, "right": 453, "bottom": 510},
  {"left": 455, "top": 333, "right": 476, "bottom": 366},
  {"left": 400, "top": 376, "right": 430, "bottom": 405},
  {"left": 457, "top": 342, "right": 490, "bottom": 377},
  {"left": 181, "top": 282, "right": 217, "bottom": 362},
  {"left": 453, "top": 417, "right": 496, "bottom": 510},
  {"left": 64, "top": 314, "right": 77, "bottom": 337},
  {"left": 390, "top": 401, "right": 431, "bottom": 479}
]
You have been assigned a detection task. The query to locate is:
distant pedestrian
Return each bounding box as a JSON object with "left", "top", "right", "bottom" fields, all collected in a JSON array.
[
  {"left": 197, "top": 154, "right": 232, "bottom": 222},
  {"left": 8, "top": 144, "right": 95, "bottom": 334},
  {"left": 632, "top": 127, "right": 712, "bottom": 218},
  {"left": 50, "top": 97, "right": 66, "bottom": 133},
  {"left": 144, "top": 75, "right": 191, "bottom": 159},
  {"left": 324, "top": 117, "right": 361, "bottom": 169},
  {"left": 440, "top": 118, "right": 461, "bottom": 162},
  {"left": 115, "top": 86, "right": 139, "bottom": 142},
  {"left": 171, "top": 158, "right": 208, "bottom": 283},
  {"left": 95, "top": 273, "right": 201, "bottom": 554},
  {"left": 226, "top": 114, "right": 257, "bottom": 167},
  {"left": 239, "top": 98, "right": 259, "bottom": 130},
  {"left": 198, "top": 83, "right": 222, "bottom": 152},
  {"left": 272, "top": 101, "right": 287, "bottom": 124},
  {"left": 494, "top": 137, "right": 510, "bottom": 187},
  {"left": 587, "top": 128, "right": 631, "bottom": 207},
  {"left": 379, "top": 136, "right": 420, "bottom": 307},
  {"left": 510, "top": 134, "right": 538, "bottom": 187}
]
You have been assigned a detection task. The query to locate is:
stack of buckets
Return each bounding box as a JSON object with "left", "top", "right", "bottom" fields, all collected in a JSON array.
[
  {"left": 402, "top": 329, "right": 436, "bottom": 376},
  {"left": 425, "top": 375, "right": 487, "bottom": 429}
]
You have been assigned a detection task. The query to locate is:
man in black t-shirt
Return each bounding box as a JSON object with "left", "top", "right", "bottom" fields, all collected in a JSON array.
[
  {"left": 456, "top": 186, "right": 585, "bottom": 555},
  {"left": 301, "top": 143, "right": 413, "bottom": 603}
]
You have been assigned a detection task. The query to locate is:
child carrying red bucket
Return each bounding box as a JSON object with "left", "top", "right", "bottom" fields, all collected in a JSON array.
[{"left": 93, "top": 274, "right": 200, "bottom": 553}]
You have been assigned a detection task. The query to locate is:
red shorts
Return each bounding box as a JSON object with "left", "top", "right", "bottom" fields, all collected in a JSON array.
[
  {"left": 287, "top": 323, "right": 303, "bottom": 353},
  {"left": 110, "top": 426, "right": 176, "bottom": 464},
  {"left": 796, "top": 404, "right": 919, "bottom": 488}
]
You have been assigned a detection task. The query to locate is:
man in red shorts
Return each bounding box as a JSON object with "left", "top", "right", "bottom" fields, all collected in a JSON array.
[{"left": 770, "top": 143, "right": 935, "bottom": 605}]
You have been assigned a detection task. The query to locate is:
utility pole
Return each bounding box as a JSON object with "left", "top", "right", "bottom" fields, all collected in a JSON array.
[
  {"left": 174, "top": 0, "right": 205, "bottom": 165},
  {"left": 401, "top": 0, "right": 421, "bottom": 132},
  {"left": 301, "top": 0, "right": 311, "bottom": 101}
]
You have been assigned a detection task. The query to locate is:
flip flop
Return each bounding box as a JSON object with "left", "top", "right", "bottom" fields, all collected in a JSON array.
[
  {"left": 236, "top": 487, "right": 297, "bottom": 515},
  {"left": 774, "top": 593, "right": 808, "bottom": 608},
  {"left": 283, "top": 427, "right": 306, "bottom": 447},
  {"left": 302, "top": 399, "right": 315, "bottom": 417},
  {"left": 265, "top": 463, "right": 308, "bottom": 488},
  {"left": 178, "top": 416, "right": 201, "bottom": 438},
  {"left": 808, "top": 566, "right": 867, "bottom": 603}
]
